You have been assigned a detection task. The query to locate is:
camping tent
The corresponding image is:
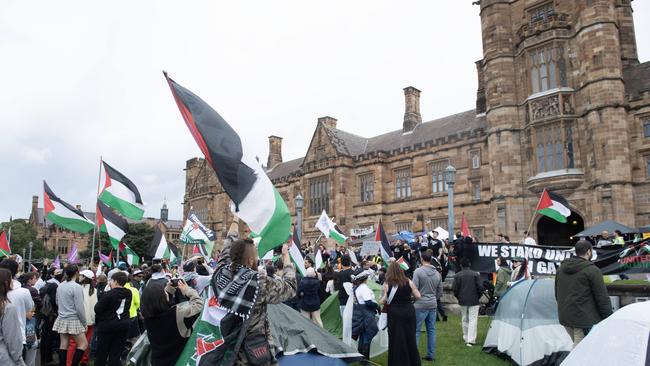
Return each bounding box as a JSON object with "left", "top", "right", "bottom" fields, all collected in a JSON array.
[
  {"left": 561, "top": 301, "right": 650, "bottom": 366},
  {"left": 483, "top": 279, "right": 573, "bottom": 365},
  {"left": 574, "top": 220, "right": 637, "bottom": 237},
  {"left": 268, "top": 303, "right": 362, "bottom": 363}
]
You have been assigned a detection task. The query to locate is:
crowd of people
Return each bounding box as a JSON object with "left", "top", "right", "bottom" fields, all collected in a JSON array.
[{"left": 0, "top": 226, "right": 620, "bottom": 366}]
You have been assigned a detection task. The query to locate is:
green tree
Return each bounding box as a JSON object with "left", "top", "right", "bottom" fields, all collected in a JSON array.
[
  {"left": 1, "top": 219, "right": 54, "bottom": 262},
  {"left": 81, "top": 223, "right": 155, "bottom": 264}
]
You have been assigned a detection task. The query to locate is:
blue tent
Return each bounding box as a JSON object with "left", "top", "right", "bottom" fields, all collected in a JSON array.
[{"left": 277, "top": 352, "right": 348, "bottom": 366}]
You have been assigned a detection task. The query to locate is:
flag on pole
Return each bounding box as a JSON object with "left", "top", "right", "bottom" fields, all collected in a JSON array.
[
  {"left": 181, "top": 211, "right": 216, "bottom": 258},
  {"left": 52, "top": 255, "right": 61, "bottom": 269},
  {"left": 44, "top": 181, "right": 94, "bottom": 233},
  {"left": 375, "top": 219, "right": 393, "bottom": 265},
  {"left": 96, "top": 201, "right": 128, "bottom": 249},
  {"left": 99, "top": 251, "right": 111, "bottom": 266},
  {"left": 98, "top": 160, "right": 145, "bottom": 220},
  {"left": 0, "top": 230, "right": 10, "bottom": 257},
  {"left": 150, "top": 226, "right": 177, "bottom": 264},
  {"left": 30, "top": 264, "right": 38, "bottom": 272},
  {"left": 289, "top": 229, "right": 307, "bottom": 277},
  {"left": 461, "top": 212, "right": 471, "bottom": 237},
  {"left": 67, "top": 243, "right": 79, "bottom": 264},
  {"left": 314, "top": 249, "right": 324, "bottom": 270},
  {"left": 120, "top": 242, "right": 140, "bottom": 266},
  {"left": 315, "top": 211, "right": 347, "bottom": 244},
  {"left": 397, "top": 256, "right": 410, "bottom": 271},
  {"left": 348, "top": 248, "right": 358, "bottom": 265},
  {"left": 165, "top": 72, "right": 291, "bottom": 257},
  {"left": 535, "top": 189, "right": 571, "bottom": 223}
]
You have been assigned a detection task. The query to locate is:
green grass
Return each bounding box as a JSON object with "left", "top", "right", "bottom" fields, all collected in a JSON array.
[{"left": 357, "top": 315, "right": 509, "bottom": 366}]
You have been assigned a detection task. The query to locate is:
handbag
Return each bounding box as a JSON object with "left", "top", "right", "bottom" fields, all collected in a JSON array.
[
  {"left": 243, "top": 333, "right": 272, "bottom": 366},
  {"left": 377, "top": 286, "right": 397, "bottom": 330}
]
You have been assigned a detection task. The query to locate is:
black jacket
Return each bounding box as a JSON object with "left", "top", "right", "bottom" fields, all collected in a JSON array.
[
  {"left": 555, "top": 256, "right": 612, "bottom": 328},
  {"left": 297, "top": 277, "right": 321, "bottom": 312},
  {"left": 94, "top": 287, "right": 132, "bottom": 329},
  {"left": 335, "top": 269, "right": 354, "bottom": 305},
  {"left": 452, "top": 269, "right": 484, "bottom": 306}
]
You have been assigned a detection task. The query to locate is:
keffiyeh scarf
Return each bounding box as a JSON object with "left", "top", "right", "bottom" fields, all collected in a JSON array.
[{"left": 213, "top": 263, "right": 259, "bottom": 318}]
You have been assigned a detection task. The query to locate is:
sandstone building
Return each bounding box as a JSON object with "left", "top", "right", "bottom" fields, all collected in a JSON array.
[
  {"left": 184, "top": 0, "right": 650, "bottom": 247},
  {"left": 28, "top": 196, "right": 183, "bottom": 256}
]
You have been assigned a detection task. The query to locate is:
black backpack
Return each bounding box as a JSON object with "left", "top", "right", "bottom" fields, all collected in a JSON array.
[{"left": 39, "top": 282, "right": 58, "bottom": 319}]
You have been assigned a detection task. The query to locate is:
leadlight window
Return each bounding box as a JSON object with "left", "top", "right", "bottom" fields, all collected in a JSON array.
[
  {"left": 395, "top": 167, "right": 412, "bottom": 199},
  {"left": 309, "top": 175, "right": 330, "bottom": 216},
  {"left": 530, "top": 46, "right": 566, "bottom": 94},
  {"left": 530, "top": 3, "right": 554, "bottom": 24},
  {"left": 395, "top": 221, "right": 412, "bottom": 232},
  {"left": 431, "top": 160, "right": 449, "bottom": 193},
  {"left": 359, "top": 174, "right": 374, "bottom": 203},
  {"left": 58, "top": 240, "right": 69, "bottom": 255},
  {"left": 470, "top": 150, "right": 481, "bottom": 169},
  {"left": 430, "top": 217, "right": 448, "bottom": 231},
  {"left": 497, "top": 205, "right": 507, "bottom": 233},
  {"left": 534, "top": 122, "right": 575, "bottom": 173},
  {"left": 471, "top": 181, "right": 481, "bottom": 201}
]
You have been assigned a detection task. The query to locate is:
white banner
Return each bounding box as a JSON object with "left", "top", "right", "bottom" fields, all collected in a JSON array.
[{"left": 360, "top": 241, "right": 381, "bottom": 257}]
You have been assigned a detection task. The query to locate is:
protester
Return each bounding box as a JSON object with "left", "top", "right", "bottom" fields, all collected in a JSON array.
[
  {"left": 129, "top": 270, "right": 144, "bottom": 291},
  {"left": 335, "top": 255, "right": 354, "bottom": 317},
  {"left": 350, "top": 269, "right": 379, "bottom": 363},
  {"left": 522, "top": 231, "right": 537, "bottom": 245},
  {"left": 40, "top": 268, "right": 64, "bottom": 365},
  {"left": 400, "top": 243, "right": 416, "bottom": 278},
  {"left": 180, "top": 258, "right": 212, "bottom": 296},
  {"left": 212, "top": 220, "right": 296, "bottom": 365},
  {"left": 0, "top": 259, "right": 35, "bottom": 360},
  {"left": 381, "top": 261, "right": 421, "bottom": 366},
  {"left": 555, "top": 240, "right": 612, "bottom": 347},
  {"left": 95, "top": 274, "right": 108, "bottom": 300},
  {"left": 94, "top": 271, "right": 132, "bottom": 366},
  {"left": 612, "top": 230, "right": 625, "bottom": 245},
  {"left": 19, "top": 272, "right": 41, "bottom": 366},
  {"left": 509, "top": 257, "right": 529, "bottom": 285},
  {"left": 596, "top": 231, "right": 612, "bottom": 248},
  {"left": 53, "top": 264, "right": 87, "bottom": 366},
  {"left": 0, "top": 268, "right": 25, "bottom": 365},
  {"left": 141, "top": 279, "right": 203, "bottom": 366},
  {"left": 452, "top": 257, "right": 484, "bottom": 347},
  {"left": 297, "top": 267, "right": 323, "bottom": 327},
  {"left": 145, "top": 264, "right": 168, "bottom": 289},
  {"left": 124, "top": 276, "right": 142, "bottom": 351},
  {"left": 493, "top": 257, "right": 512, "bottom": 298},
  {"left": 19, "top": 272, "right": 42, "bottom": 312},
  {"left": 413, "top": 249, "right": 442, "bottom": 362},
  {"left": 321, "top": 263, "right": 336, "bottom": 298},
  {"left": 66, "top": 269, "right": 97, "bottom": 366}
]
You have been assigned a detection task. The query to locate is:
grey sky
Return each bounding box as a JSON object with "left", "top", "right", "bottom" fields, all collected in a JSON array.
[{"left": 1, "top": 1, "right": 649, "bottom": 222}]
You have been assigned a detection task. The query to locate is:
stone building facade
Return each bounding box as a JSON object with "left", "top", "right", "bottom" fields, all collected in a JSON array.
[
  {"left": 28, "top": 196, "right": 183, "bottom": 256},
  {"left": 184, "top": 0, "right": 650, "bottom": 247}
]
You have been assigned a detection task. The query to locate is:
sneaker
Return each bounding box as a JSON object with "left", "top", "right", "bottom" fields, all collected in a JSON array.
[
  {"left": 422, "top": 356, "right": 434, "bottom": 361},
  {"left": 466, "top": 343, "right": 473, "bottom": 347}
]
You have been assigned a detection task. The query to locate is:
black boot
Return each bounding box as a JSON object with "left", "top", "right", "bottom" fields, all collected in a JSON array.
[
  {"left": 362, "top": 344, "right": 371, "bottom": 363},
  {"left": 58, "top": 349, "right": 67, "bottom": 366},
  {"left": 71, "top": 349, "right": 85, "bottom": 366}
]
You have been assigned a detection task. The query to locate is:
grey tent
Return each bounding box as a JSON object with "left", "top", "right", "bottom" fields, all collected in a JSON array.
[
  {"left": 574, "top": 220, "right": 637, "bottom": 237},
  {"left": 483, "top": 279, "right": 572, "bottom": 365}
]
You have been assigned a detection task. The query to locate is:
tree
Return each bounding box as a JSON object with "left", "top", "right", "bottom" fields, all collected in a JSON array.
[
  {"left": 81, "top": 223, "right": 155, "bottom": 264},
  {"left": 0, "top": 219, "right": 54, "bottom": 262}
]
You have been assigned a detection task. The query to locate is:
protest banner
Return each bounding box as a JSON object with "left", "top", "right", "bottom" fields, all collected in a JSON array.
[{"left": 360, "top": 241, "right": 381, "bottom": 257}]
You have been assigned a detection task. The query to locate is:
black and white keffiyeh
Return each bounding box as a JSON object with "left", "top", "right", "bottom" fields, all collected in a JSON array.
[{"left": 213, "top": 263, "right": 259, "bottom": 319}]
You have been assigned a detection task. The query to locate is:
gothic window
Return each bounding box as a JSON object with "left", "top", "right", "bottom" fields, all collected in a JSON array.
[
  {"left": 471, "top": 180, "right": 481, "bottom": 201},
  {"left": 470, "top": 150, "right": 481, "bottom": 169},
  {"left": 395, "top": 167, "right": 412, "bottom": 199},
  {"left": 431, "top": 160, "right": 449, "bottom": 194},
  {"left": 643, "top": 120, "right": 650, "bottom": 138},
  {"left": 359, "top": 173, "right": 374, "bottom": 203},
  {"left": 58, "top": 240, "right": 69, "bottom": 255},
  {"left": 395, "top": 221, "right": 412, "bottom": 232},
  {"left": 529, "top": 46, "right": 566, "bottom": 95},
  {"left": 309, "top": 175, "right": 330, "bottom": 216},
  {"left": 529, "top": 3, "right": 554, "bottom": 24},
  {"left": 497, "top": 205, "right": 507, "bottom": 233},
  {"left": 534, "top": 122, "right": 575, "bottom": 174},
  {"left": 430, "top": 217, "right": 448, "bottom": 232}
]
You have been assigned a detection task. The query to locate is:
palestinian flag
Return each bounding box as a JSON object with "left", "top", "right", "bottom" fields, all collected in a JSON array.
[
  {"left": 150, "top": 226, "right": 177, "bottom": 264},
  {"left": 181, "top": 211, "right": 216, "bottom": 257},
  {"left": 289, "top": 228, "right": 307, "bottom": 277},
  {"left": 43, "top": 181, "right": 94, "bottom": 233},
  {"left": 376, "top": 219, "right": 393, "bottom": 265},
  {"left": 0, "top": 230, "right": 10, "bottom": 257},
  {"left": 165, "top": 72, "right": 291, "bottom": 256},
  {"left": 535, "top": 189, "right": 570, "bottom": 223},
  {"left": 99, "top": 250, "right": 112, "bottom": 267},
  {"left": 119, "top": 242, "right": 141, "bottom": 266},
  {"left": 96, "top": 200, "right": 128, "bottom": 249},
  {"left": 315, "top": 211, "right": 347, "bottom": 244},
  {"left": 98, "top": 161, "right": 145, "bottom": 220},
  {"left": 397, "top": 256, "right": 410, "bottom": 271}
]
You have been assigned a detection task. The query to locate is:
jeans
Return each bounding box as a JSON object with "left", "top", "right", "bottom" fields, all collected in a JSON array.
[
  {"left": 460, "top": 305, "right": 479, "bottom": 344},
  {"left": 95, "top": 323, "right": 129, "bottom": 366},
  {"left": 415, "top": 309, "right": 437, "bottom": 359}
]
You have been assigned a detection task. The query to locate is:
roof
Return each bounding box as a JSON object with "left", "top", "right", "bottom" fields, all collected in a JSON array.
[
  {"left": 574, "top": 220, "right": 637, "bottom": 237},
  {"left": 267, "top": 109, "right": 486, "bottom": 180},
  {"left": 623, "top": 61, "right": 650, "bottom": 100}
]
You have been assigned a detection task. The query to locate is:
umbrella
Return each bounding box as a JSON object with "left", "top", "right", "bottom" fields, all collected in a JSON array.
[{"left": 574, "top": 220, "right": 637, "bottom": 237}]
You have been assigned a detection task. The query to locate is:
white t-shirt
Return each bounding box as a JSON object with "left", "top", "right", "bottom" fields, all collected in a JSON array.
[
  {"left": 354, "top": 284, "right": 375, "bottom": 304},
  {"left": 8, "top": 280, "right": 35, "bottom": 344},
  {"left": 524, "top": 237, "right": 537, "bottom": 245}
]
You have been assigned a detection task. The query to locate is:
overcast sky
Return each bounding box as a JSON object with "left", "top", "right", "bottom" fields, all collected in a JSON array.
[{"left": 1, "top": 1, "right": 649, "bottom": 222}]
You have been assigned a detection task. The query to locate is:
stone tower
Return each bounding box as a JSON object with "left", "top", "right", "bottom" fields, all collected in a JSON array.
[
  {"left": 267, "top": 135, "right": 283, "bottom": 170},
  {"left": 161, "top": 200, "right": 169, "bottom": 222},
  {"left": 403, "top": 86, "right": 422, "bottom": 133}
]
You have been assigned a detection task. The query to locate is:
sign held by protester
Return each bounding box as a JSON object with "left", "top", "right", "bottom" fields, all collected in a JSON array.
[{"left": 360, "top": 241, "right": 381, "bottom": 257}]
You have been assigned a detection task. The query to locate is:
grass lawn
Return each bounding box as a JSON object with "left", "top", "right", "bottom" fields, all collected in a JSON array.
[{"left": 359, "top": 315, "right": 509, "bottom": 366}]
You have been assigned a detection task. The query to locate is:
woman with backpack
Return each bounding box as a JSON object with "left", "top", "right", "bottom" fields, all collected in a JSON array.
[
  {"left": 297, "top": 267, "right": 323, "bottom": 327},
  {"left": 53, "top": 264, "right": 88, "bottom": 366}
]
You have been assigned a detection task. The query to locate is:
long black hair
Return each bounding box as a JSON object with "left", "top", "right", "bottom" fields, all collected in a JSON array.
[
  {"left": 141, "top": 281, "right": 172, "bottom": 319},
  {"left": 0, "top": 268, "right": 12, "bottom": 316}
]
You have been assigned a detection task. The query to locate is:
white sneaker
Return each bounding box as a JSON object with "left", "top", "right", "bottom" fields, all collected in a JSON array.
[{"left": 466, "top": 343, "right": 473, "bottom": 347}]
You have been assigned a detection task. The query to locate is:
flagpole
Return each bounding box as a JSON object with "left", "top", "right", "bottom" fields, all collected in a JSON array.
[
  {"left": 90, "top": 156, "right": 102, "bottom": 265},
  {"left": 526, "top": 188, "right": 546, "bottom": 240}
]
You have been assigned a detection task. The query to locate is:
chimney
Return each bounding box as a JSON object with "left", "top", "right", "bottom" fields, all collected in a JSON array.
[
  {"left": 475, "top": 60, "right": 486, "bottom": 114},
  {"left": 267, "top": 135, "right": 283, "bottom": 170},
  {"left": 31, "top": 195, "right": 39, "bottom": 226},
  {"left": 403, "top": 86, "right": 422, "bottom": 133},
  {"left": 318, "top": 116, "right": 337, "bottom": 129}
]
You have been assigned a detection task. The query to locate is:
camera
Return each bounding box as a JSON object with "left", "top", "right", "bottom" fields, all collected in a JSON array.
[{"left": 171, "top": 278, "right": 182, "bottom": 287}]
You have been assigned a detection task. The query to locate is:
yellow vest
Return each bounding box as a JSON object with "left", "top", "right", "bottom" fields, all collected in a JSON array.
[{"left": 124, "top": 283, "right": 140, "bottom": 319}]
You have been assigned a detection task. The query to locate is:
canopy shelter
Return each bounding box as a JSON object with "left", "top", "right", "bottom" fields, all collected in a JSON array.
[
  {"left": 482, "top": 279, "right": 572, "bottom": 365},
  {"left": 573, "top": 220, "right": 637, "bottom": 237},
  {"left": 561, "top": 301, "right": 650, "bottom": 366}
]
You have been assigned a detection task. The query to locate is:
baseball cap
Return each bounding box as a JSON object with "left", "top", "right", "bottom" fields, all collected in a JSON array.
[
  {"left": 80, "top": 269, "right": 94, "bottom": 279},
  {"left": 133, "top": 270, "right": 143, "bottom": 276}
]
